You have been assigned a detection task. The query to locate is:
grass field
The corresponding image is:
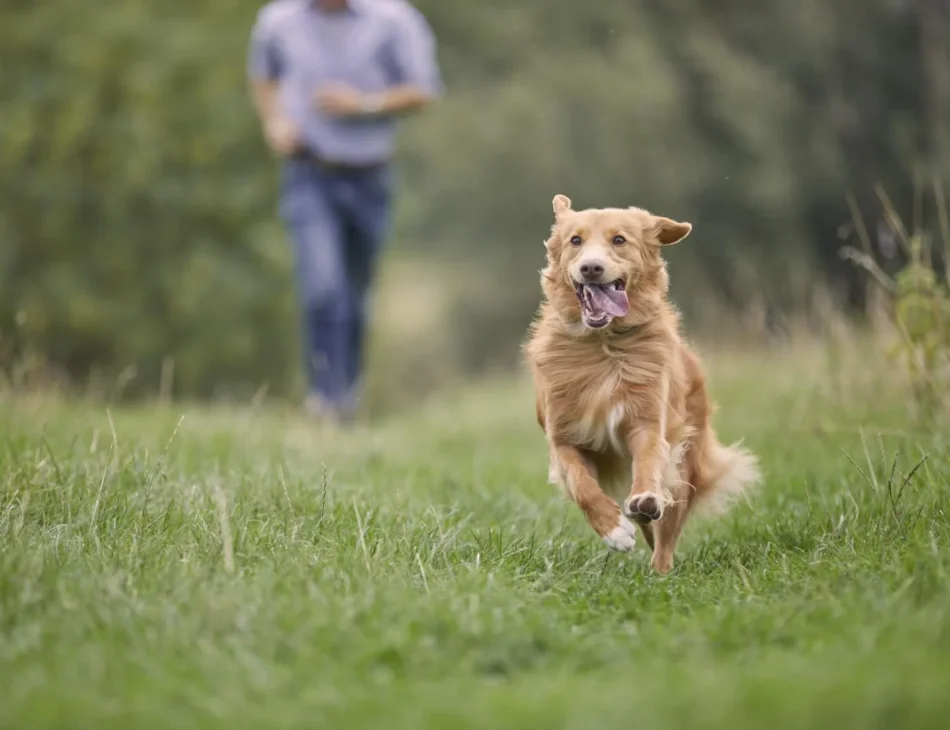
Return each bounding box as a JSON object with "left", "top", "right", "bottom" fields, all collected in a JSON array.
[{"left": 1, "top": 342, "right": 949, "bottom": 729}]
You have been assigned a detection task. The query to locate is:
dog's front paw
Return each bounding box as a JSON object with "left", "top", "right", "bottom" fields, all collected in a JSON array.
[
  {"left": 623, "top": 492, "right": 663, "bottom": 523},
  {"left": 601, "top": 514, "right": 638, "bottom": 552}
]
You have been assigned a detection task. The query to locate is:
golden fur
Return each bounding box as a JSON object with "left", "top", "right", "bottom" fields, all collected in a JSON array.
[{"left": 523, "top": 194, "right": 761, "bottom": 573}]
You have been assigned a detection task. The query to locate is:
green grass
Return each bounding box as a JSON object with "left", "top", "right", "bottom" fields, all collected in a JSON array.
[{"left": 1, "top": 344, "right": 949, "bottom": 729}]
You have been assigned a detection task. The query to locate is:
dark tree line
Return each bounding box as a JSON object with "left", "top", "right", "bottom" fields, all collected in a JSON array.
[{"left": 1, "top": 0, "right": 948, "bottom": 399}]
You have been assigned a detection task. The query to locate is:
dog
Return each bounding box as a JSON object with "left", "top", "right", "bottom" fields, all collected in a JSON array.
[{"left": 523, "top": 194, "right": 761, "bottom": 573}]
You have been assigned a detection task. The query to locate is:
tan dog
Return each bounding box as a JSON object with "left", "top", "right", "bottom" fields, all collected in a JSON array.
[{"left": 523, "top": 194, "right": 761, "bottom": 573}]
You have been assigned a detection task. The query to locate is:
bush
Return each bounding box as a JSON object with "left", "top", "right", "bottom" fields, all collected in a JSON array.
[
  {"left": 0, "top": 0, "right": 298, "bottom": 398},
  {"left": 842, "top": 183, "right": 950, "bottom": 421},
  {"left": 1, "top": 0, "right": 948, "bottom": 402}
]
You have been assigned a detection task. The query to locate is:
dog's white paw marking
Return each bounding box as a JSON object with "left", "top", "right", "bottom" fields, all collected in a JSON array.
[{"left": 602, "top": 515, "right": 638, "bottom": 552}]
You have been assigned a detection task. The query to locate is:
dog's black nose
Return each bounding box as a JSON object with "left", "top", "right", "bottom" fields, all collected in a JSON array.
[{"left": 580, "top": 260, "right": 605, "bottom": 281}]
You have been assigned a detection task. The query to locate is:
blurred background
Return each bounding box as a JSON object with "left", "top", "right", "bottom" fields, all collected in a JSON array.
[{"left": 2, "top": 0, "right": 949, "bottom": 413}]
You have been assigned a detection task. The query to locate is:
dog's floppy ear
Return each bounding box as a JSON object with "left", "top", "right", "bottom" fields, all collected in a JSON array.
[
  {"left": 653, "top": 216, "right": 692, "bottom": 246},
  {"left": 552, "top": 194, "right": 572, "bottom": 221}
]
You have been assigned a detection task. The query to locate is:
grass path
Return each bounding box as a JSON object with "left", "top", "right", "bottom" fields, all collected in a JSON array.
[{"left": 1, "top": 347, "right": 948, "bottom": 729}]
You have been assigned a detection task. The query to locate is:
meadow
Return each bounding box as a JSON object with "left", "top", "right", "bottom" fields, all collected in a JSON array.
[{"left": 1, "top": 339, "right": 948, "bottom": 729}]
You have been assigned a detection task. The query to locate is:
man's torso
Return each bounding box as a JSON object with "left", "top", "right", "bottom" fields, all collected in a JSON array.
[{"left": 257, "top": 0, "right": 422, "bottom": 165}]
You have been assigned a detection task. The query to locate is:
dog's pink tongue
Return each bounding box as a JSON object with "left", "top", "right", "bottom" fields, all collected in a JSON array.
[{"left": 588, "top": 285, "right": 629, "bottom": 317}]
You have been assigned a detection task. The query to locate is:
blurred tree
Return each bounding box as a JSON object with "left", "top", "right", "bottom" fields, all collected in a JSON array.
[
  {"left": 0, "top": 0, "right": 947, "bottom": 400},
  {"left": 0, "top": 0, "right": 298, "bottom": 398}
]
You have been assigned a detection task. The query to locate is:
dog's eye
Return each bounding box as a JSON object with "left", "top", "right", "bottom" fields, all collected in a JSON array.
[
  {"left": 569, "top": 235, "right": 582, "bottom": 246},
  {"left": 612, "top": 235, "right": 626, "bottom": 245}
]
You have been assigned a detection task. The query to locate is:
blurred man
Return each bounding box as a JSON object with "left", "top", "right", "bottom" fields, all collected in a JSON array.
[{"left": 248, "top": 0, "right": 441, "bottom": 423}]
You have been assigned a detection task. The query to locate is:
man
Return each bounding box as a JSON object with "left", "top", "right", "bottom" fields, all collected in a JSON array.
[{"left": 248, "top": 0, "right": 441, "bottom": 423}]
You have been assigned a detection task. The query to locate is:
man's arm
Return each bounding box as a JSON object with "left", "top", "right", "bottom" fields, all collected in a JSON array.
[
  {"left": 316, "top": 5, "right": 441, "bottom": 120},
  {"left": 250, "top": 78, "right": 281, "bottom": 126},
  {"left": 314, "top": 83, "right": 431, "bottom": 118},
  {"left": 251, "top": 78, "right": 301, "bottom": 156},
  {"left": 370, "top": 85, "right": 432, "bottom": 115},
  {"left": 247, "top": 9, "right": 301, "bottom": 156}
]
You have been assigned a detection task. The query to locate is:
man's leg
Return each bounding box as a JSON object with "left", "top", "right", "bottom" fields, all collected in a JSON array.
[
  {"left": 339, "top": 166, "right": 393, "bottom": 410},
  {"left": 279, "top": 161, "right": 352, "bottom": 414}
]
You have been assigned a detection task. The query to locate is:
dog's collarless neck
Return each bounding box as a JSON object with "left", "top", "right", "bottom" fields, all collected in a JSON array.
[
  {"left": 610, "top": 322, "right": 647, "bottom": 336},
  {"left": 553, "top": 316, "right": 650, "bottom": 339}
]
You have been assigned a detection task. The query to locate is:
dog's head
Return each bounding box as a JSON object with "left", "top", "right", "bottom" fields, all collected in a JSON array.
[{"left": 541, "top": 194, "right": 691, "bottom": 331}]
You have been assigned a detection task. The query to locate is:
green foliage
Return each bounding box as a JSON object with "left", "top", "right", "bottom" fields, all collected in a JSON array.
[
  {"left": 0, "top": 0, "right": 298, "bottom": 399},
  {"left": 1, "top": 0, "right": 949, "bottom": 400},
  {"left": 843, "top": 185, "right": 950, "bottom": 421},
  {"left": 892, "top": 235, "right": 950, "bottom": 418}
]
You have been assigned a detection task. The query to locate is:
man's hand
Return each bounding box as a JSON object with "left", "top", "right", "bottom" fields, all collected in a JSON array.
[
  {"left": 249, "top": 79, "right": 301, "bottom": 156},
  {"left": 315, "top": 83, "right": 433, "bottom": 119},
  {"left": 263, "top": 116, "right": 302, "bottom": 157},
  {"left": 314, "top": 84, "right": 371, "bottom": 118}
]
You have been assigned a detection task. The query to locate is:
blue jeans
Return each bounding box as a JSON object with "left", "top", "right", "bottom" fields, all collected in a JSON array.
[{"left": 279, "top": 158, "right": 392, "bottom": 410}]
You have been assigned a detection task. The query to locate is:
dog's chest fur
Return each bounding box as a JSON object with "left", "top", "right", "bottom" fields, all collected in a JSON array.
[
  {"left": 534, "top": 331, "right": 665, "bottom": 454},
  {"left": 563, "top": 369, "right": 627, "bottom": 453}
]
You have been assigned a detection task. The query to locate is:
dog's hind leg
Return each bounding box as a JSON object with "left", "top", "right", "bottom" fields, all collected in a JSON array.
[
  {"left": 637, "top": 521, "right": 655, "bottom": 552},
  {"left": 649, "top": 491, "right": 694, "bottom": 574},
  {"left": 645, "top": 443, "right": 701, "bottom": 573},
  {"left": 551, "top": 443, "right": 638, "bottom": 552}
]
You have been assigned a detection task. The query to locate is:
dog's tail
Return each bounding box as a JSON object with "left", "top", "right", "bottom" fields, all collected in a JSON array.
[{"left": 693, "top": 437, "right": 762, "bottom": 517}]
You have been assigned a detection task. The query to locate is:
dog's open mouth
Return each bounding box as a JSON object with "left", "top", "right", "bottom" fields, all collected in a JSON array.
[{"left": 574, "top": 279, "right": 629, "bottom": 329}]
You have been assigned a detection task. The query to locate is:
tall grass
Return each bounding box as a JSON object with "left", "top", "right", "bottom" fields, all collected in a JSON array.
[{"left": 1, "top": 338, "right": 948, "bottom": 728}]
